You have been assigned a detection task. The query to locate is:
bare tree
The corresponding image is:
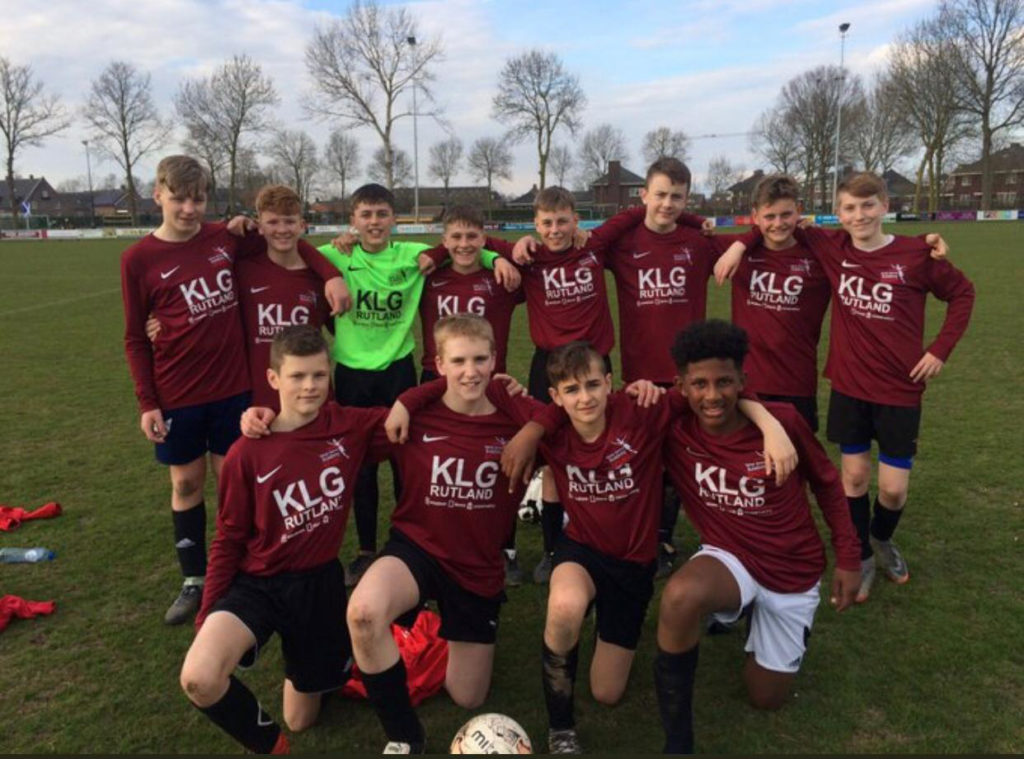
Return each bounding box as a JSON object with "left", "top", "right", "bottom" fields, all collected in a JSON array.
[
  {"left": 492, "top": 49, "right": 586, "bottom": 189},
  {"left": 641, "top": 126, "right": 690, "bottom": 164},
  {"left": 549, "top": 144, "right": 574, "bottom": 187},
  {"left": 324, "top": 129, "right": 361, "bottom": 200},
  {"left": 941, "top": 0, "right": 1024, "bottom": 209},
  {"left": 268, "top": 129, "right": 319, "bottom": 208},
  {"left": 176, "top": 54, "right": 278, "bottom": 214},
  {"left": 305, "top": 0, "right": 442, "bottom": 191},
  {"left": 888, "top": 18, "right": 976, "bottom": 211},
  {"left": 706, "top": 155, "right": 745, "bottom": 198},
  {"left": 428, "top": 136, "right": 463, "bottom": 202},
  {"left": 848, "top": 73, "right": 916, "bottom": 174},
  {"left": 368, "top": 145, "right": 413, "bottom": 188},
  {"left": 576, "top": 123, "right": 629, "bottom": 186},
  {"left": 466, "top": 136, "right": 512, "bottom": 218},
  {"left": 749, "top": 105, "right": 802, "bottom": 176},
  {"left": 57, "top": 177, "right": 86, "bottom": 193},
  {"left": 83, "top": 61, "right": 170, "bottom": 224},
  {"left": 0, "top": 57, "right": 70, "bottom": 222},
  {"left": 182, "top": 127, "right": 228, "bottom": 207}
]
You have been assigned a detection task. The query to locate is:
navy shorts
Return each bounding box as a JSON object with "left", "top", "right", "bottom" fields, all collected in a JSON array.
[
  {"left": 826, "top": 389, "right": 921, "bottom": 460},
  {"left": 552, "top": 536, "right": 656, "bottom": 650},
  {"left": 382, "top": 528, "right": 505, "bottom": 644},
  {"left": 210, "top": 559, "right": 352, "bottom": 693},
  {"left": 759, "top": 393, "right": 819, "bottom": 433},
  {"left": 155, "top": 391, "right": 251, "bottom": 465}
]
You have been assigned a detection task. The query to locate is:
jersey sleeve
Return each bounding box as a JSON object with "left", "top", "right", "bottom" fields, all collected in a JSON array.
[
  {"left": 422, "top": 242, "right": 451, "bottom": 269},
  {"left": 921, "top": 260, "right": 975, "bottom": 362},
  {"left": 316, "top": 242, "right": 349, "bottom": 275},
  {"left": 298, "top": 238, "right": 344, "bottom": 281},
  {"left": 120, "top": 251, "right": 159, "bottom": 413},
  {"left": 398, "top": 378, "right": 448, "bottom": 414},
  {"left": 484, "top": 379, "right": 547, "bottom": 427},
  {"left": 198, "top": 446, "right": 254, "bottom": 628},
  {"left": 234, "top": 227, "right": 265, "bottom": 259},
  {"left": 484, "top": 236, "right": 516, "bottom": 260},
  {"left": 587, "top": 206, "right": 647, "bottom": 254}
]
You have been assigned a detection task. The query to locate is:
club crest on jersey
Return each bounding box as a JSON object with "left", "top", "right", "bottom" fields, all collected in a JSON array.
[
  {"left": 208, "top": 246, "right": 232, "bottom": 266},
  {"left": 790, "top": 258, "right": 813, "bottom": 275},
  {"left": 880, "top": 264, "right": 907, "bottom": 284},
  {"left": 473, "top": 280, "right": 495, "bottom": 296},
  {"left": 485, "top": 437, "right": 508, "bottom": 457},
  {"left": 320, "top": 438, "right": 351, "bottom": 463},
  {"left": 745, "top": 457, "right": 768, "bottom": 475},
  {"left": 606, "top": 436, "right": 637, "bottom": 465},
  {"left": 674, "top": 247, "right": 693, "bottom": 265},
  {"left": 299, "top": 290, "right": 318, "bottom": 305}
]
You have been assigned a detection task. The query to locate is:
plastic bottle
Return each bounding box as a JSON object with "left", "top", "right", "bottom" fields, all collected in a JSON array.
[{"left": 0, "top": 547, "right": 56, "bottom": 563}]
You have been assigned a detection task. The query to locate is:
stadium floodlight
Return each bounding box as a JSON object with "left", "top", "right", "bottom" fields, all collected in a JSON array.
[
  {"left": 407, "top": 35, "right": 420, "bottom": 222},
  {"left": 832, "top": 22, "right": 850, "bottom": 210},
  {"left": 82, "top": 139, "right": 95, "bottom": 229}
]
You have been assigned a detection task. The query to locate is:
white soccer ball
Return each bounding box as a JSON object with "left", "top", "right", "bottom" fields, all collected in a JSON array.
[{"left": 450, "top": 713, "right": 533, "bottom": 754}]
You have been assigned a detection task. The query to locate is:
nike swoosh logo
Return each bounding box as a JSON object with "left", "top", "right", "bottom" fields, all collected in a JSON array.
[
  {"left": 685, "top": 446, "right": 708, "bottom": 458},
  {"left": 422, "top": 434, "right": 449, "bottom": 443},
  {"left": 431, "top": 280, "right": 449, "bottom": 287},
  {"left": 841, "top": 260, "right": 861, "bottom": 269},
  {"left": 256, "top": 465, "right": 282, "bottom": 484},
  {"left": 633, "top": 251, "right": 652, "bottom": 259},
  {"left": 250, "top": 286, "right": 270, "bottom": 293},
  {"left": 160, "top": 266, "right": 181, "bottom": 279},
  {"left": 749, "top": 257, "right": 766, "bottom": 263}
]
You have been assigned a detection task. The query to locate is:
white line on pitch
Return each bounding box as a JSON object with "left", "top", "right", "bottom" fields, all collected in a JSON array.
[{"left": 0, "top": 287, "right": 121, "bottom": 317}]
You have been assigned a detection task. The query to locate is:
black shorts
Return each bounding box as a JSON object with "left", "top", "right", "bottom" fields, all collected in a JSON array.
[
  {"left": 826, "top": 389, "right": 921, "bottom": 460},
  {"left": 381, "top": 528, "right": 505, "bottom": 644},
  {"left": 155, "top": 391, "right": 252, "bottom": 465},
  {"left": 529, "top": 348, "right": 613, "bottom": 402},
  {"left": 334, "top": 354, "right": 417, "bottom": 408},
  {"left": 759, "top": 393, "right": 819, "bottom": 433},
  {"left": 420, "top": 368, "right": 439, "bottom": 384},
  {"left": 210, "top": 560, "right": 352, "bottom": 694},
  {"left": 552, "top": 537, "right": 656, "bottom": 650}
]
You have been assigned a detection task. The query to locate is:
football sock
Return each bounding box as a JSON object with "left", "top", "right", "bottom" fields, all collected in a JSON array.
[
  {"left": 542, "top": 641, "right": 578, "bottom": 730},
  {"left": 658, "top": 481, "right": 681, "bottom": 546},
  {"left": 173, "top": 502, "right": 207, "bottom": 578},
  {"left": 847, "top": 494, "right": 872, "bottom": 559},
  {"left": 362, "top": 658, "right": 424, "bottom": 745},
  {"left": 354, "top": 463, "right": 380, "bottom": 552},
  {"left": 197, "top": 675, "right": 280, "bottom": 754},
  {"left": 870, "top": 498, "right": 903, "bottom": 542},
  {"left": 503, "top": 520, "right": 518, "bottom": 556},
  {"left": 540, "top": 500, "right": 563, "bottom": 555},
  {"left": 653, "top": 645, "right": 699, "bottom": 754}
]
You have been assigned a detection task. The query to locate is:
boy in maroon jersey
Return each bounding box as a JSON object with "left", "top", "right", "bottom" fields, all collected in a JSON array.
[
  {"left": 653, "top": 320, "right": 861, "bottom": 754},
  {"left": 179, "top": 326, "right": 386, "bottom": 754},
  {"left": 489, "top": 341, "right": 797, "bottom": 755},
  {"left": 714, "top": 172, "right": 974, "bottom": 602},
  {"left": 121, "top": 157, "right": 345, "bottom": 626},
  {"left": 344, "top": 315, "right": 537, "bottom": 754}
]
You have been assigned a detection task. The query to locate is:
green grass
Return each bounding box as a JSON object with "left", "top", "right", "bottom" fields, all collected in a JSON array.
[{"left": 0, "top": 222, "right": 1021, "bottom": 753}]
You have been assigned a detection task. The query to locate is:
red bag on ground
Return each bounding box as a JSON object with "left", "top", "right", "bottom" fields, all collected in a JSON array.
[
  {"left": 343, "top": 608, "right": 449, "bottom": 706},
  {"left": 0, "top": 595, "right": 56, "bottom": 632},
  {"left": 0, "top": 502, "right": 62, "bottom": 532}
]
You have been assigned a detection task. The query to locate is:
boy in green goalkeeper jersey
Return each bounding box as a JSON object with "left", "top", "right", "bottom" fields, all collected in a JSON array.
[{"left": 318, "top": 183, "right": 518, "bottom": 586}]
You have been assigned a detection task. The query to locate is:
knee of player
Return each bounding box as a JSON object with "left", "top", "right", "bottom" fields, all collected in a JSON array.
[
  {"left": 659, "top": 576, "right": 705, "bottom": 622},
  {"left": 345, "top": 598, "right": 382, "bottom": 639},
  {"left": 172, "top": 476, "right": 202, "bottom": 499},
  {"left": 283, "top": 706, "right": 319, "bottom": 733},
  {"left": 590, "top": 680, "right": 626, "bottom": 706},
  {"left": 449, "top": 686, "right": 487, "bottom": 711},
  {"left": 876, "top": 481, "right": 908, "bottom": 508},
  {"left": 545, "top": 600, "right": 585, "bottom": 640},
  {"left": 747, "top": 687, "right": 788, "bottom": 711},
  {"left": 179, "top": 663, "right": 221, "bottom": 707}
]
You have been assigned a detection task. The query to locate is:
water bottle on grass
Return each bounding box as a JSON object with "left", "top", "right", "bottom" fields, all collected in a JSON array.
[{"left": 0, "top": 547, "right": 56, "bottom": 563}]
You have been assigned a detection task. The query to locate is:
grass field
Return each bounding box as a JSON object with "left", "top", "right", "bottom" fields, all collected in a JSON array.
[{"left": 0, "top": 222, "right": 1021, "bottom": 754}]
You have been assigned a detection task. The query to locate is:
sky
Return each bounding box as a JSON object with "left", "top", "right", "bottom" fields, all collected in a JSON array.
[{"left": 1, "top": 0, "right": 942, "bottom": 199}]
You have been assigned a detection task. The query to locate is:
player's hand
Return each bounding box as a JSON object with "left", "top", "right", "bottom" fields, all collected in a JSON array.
[
  {"left": 417, "top": 253, "right": 438, "bottom": 276},
  {"left": 145, "top": 313, "right": 161, "bottom": 343},
  {"left": 623, "top": 379, "right": 666, "bottom": 407},
  {"left": 140, "top": 408, "right": 168, "bottom": 443},
  {"left": 331, "top": 230, "right": 358, "bottom": 254},
  {"left": 240, "top": 406, "right": 276, "bottom": 438},
  {"left": 572, "top": 227, "right": 591, "bottom": 248},
  {"left": 925, "top": 233, "right": 948, "bottom": 260},
  {"left": 324, "top": 276, "right": 351, "bottom": 316},
  {"left": 700, "top": 218, "right": 716, "bottom": 237},
  {"left": 500, "top": 423, "right": 545, "bottom": 489},
  {"left": 909, "top": 351, "right": 944, "bottom": 383},
  {"left": 226, "top": 215, "right": 257, "bottom": 236},
  {"left": 713, "top": 242, "right": 746, "bottom": 285},
  {"left": 385, "top": 401, "right": 411, "bottom": 444},
  {"left": 829, "top": 567, "right": 861, "bottom": 612},
  {"left": 761, "top": 419, "right": 798, "bottom": 486},
  {"left": 796, "top": 216, "right": 815, "bottom": 229},
  {"left": 512, "top": 236, "right": 538, "bottom": 265},
  {"left": 493, "top": 373, "right": 527, "bottom": 397},
  {"left": 493, "top": 258, "right": 521, "bottom": 291}
]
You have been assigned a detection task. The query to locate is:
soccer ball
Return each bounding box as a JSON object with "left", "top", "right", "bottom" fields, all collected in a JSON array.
[{"left": 450, "top": 713, "right": 533, "bottom": 754}]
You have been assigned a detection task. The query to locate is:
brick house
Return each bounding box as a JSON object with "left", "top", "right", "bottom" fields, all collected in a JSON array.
[
  {"left": 591, "top": 161, "right": 646, "bottom": 216},
  {"left": 947, "top": 143, "right": 1024, "bottom": 209}
]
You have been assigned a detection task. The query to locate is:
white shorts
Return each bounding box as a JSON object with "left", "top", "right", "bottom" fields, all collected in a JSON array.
[{"left": 693, "top": 544, "right": 820, "bottom": 674}]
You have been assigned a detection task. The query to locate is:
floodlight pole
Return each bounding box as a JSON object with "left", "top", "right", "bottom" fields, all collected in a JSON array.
[
  {"left": 408, "top": 35, "right": 420, "bottom": 223},
  {"left": 832, "top": 22, "right": 850, "bottom": 211},
  {"left": 82, "top": 139, "right": 95, "bottom": 228}
]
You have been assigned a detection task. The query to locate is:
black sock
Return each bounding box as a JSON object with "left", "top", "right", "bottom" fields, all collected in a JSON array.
[
  {"left": 541, "top": 500, "right": 563, "bottom": 555},
  {"left": 542, "top": 641, "right": 578, "bottom": 730},
  {"left": 870, "top": 498, "right": 903, "bottom": 542},
  {"left": 362, "top": 658, "right": 424, "bottom": 745},
  {"left": 503, "top": 519, "right": 518, "bottom": 555},
  {"left": 658, "top": 482, "right": 681, "bottom": 546},
  {"left": 196, "top": 675, "right": 280, "bottom": 753},
  {"left": 173, "top": 502, "right": 207, "bottom": 578},
  {"left": 847, "top": 494, "right": 872, "bottom": 560},
  {"left": 653, "top": 645, "right": 699, "bottom": 754}
]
